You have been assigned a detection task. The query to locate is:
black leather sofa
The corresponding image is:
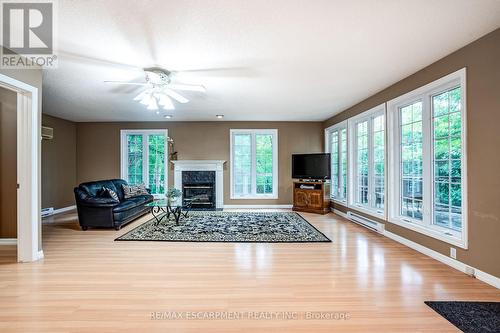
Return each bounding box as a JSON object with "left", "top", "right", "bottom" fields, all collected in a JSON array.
[{"left": 74, "top": 179, "right": 154, "bottom": 230}]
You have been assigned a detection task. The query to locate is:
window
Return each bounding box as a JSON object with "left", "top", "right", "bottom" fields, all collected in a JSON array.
[
  {"left": 120, "top": 129, "right": 168, "bottom": 196},
  {"left": 400, "top": 101, "right": 423, "bottom": 221},
  {"left": 348, "top": 105, "right": 385, "bottom": 216},
  {"left": 388, "top": 68, "right": 467, "bottom": 248},
  {"left": 325, "top": 122, "right": 348, "bottom": 202},
  {"left": 230, "top": 129, "right": 278, "bottom": 199}
]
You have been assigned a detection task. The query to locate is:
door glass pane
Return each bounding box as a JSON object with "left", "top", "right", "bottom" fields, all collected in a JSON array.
[
  {"left": 400, "top": 102, "right": 423, "bottom": 221},
  {"left": 255, "top": 134, "right": 274, "bottom": 194},
  {"left": 148, "top": 134, "right": 166, "bottom": 195},
  {"left": 330, "top": 130, "right": 339, "bottom": 199},
  {"left": 373, "top": 114, "right": 385, "bottom": 211},
  {"left": 233, "top": 134, "right": 252, "bottom": 196},
  {"left": 127, "top": 134, "right": 143, "bottom": 185},
  {"left": 340, "top": 128, "right": 348, "bottom": 200},
  {"left": 432, "top": 87, "right": 462, "bottom": 231},
  {"left": 356, "top": 121, "right": 369, "bottom": 205}
]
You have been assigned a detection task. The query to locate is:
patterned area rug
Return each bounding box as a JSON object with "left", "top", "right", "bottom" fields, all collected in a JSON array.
[{"left": 115, "top": 211, "right": 331, "bottom": 243}]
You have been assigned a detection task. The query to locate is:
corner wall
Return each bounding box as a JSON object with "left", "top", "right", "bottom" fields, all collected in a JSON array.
[
  {"left": 323, "top": 28, "right": 500, "bottom": 278},
  {"left": 41, "top": 114, "right": 77, "bottom": 210}
]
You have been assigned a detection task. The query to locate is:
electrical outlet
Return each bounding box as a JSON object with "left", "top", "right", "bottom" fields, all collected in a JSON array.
[{"left": 450, "top": 247, "right": 457, "bottom": 259}]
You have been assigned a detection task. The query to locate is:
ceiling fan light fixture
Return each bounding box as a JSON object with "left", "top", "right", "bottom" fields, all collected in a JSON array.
[
  {"left": 158, "top": 94, "right": 175, "bottom": 110},
  {"left": 147, "top": 98, "right": 159, "bottom": 110},
  {"left": 107, "top": 67, "right": 206, "bottom": 111},
  {"left": 140, "top": 93, "right": 153, "bottom": 105}
]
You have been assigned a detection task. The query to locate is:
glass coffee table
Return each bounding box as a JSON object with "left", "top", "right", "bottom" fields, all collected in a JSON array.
[{"left": 145, "top": 199, "right": 193, "bottom": 225}]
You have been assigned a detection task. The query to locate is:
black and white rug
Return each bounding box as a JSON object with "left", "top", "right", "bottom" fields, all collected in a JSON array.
[
  {"left": 425, "top": 301, "right": 500, "bottom": 333},
  {"left": 115, "top": 211, "right": 331, "bottom": 243}
]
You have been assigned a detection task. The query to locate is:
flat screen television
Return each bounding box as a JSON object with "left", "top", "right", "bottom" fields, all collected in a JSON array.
[{"left": 292, "top": 153, "right": 331, "bottom": 180}]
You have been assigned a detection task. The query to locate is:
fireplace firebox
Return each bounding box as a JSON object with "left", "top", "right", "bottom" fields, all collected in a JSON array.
[{"left": 181, "top": 171, "right": 216, "bottom": 210}]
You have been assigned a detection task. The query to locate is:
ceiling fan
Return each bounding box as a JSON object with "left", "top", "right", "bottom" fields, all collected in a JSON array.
[{"left": 104, "top": 67, "right": 206, "bottom": 111}]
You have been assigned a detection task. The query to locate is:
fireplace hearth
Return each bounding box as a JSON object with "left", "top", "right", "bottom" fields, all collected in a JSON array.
[{"left": 182, "top": 171, "right": 216, "bottom": 210}]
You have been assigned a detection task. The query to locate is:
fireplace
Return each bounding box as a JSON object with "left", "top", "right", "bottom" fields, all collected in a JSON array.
[
  {"left": 172, "top": 160, "right": 226, "bottom": 210},
  {"left": 182, "top": 171, "right": 216, "bottom": 210}
]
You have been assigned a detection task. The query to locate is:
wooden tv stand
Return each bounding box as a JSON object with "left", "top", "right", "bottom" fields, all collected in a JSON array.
[{"left": 292, "top": 181, "right": 330, "bottom": 215}]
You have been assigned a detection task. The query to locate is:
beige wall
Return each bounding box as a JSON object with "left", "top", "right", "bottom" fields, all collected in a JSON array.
[
  {"left": 76, "top": 121, "right": 323, "bottom": 205},
  {"left": 323, "top": 28, "right": 500, "bottom": 278},
  {"left": 0, "top": 88, "right": 17, "bottom": 238},
  {"left": 42, "top": 114, "right": 77, "bottom": 209}
]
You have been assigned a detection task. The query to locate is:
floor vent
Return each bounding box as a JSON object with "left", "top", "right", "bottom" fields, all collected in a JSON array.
[{"left": 347, "top": 211, "right": 384, "bottom": 234}]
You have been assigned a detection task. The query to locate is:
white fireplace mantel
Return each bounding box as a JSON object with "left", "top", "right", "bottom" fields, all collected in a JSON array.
[{"left": 171, "top": 160, "right": 226, "bottom": 209}]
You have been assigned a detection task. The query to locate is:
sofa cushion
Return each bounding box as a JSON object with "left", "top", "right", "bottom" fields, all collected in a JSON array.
[
  {"left": 113, "top": 199, "right": 140, "bottom": 213},
  {"left": 113, "top": 204, "right": 149, "bottom": 223},
  {"left": 80, "top": 180, "right": 118, "bottom": 198},
  {"left": 112, "top": 195, "right": 153, "bottom": 212},
  {"left": 111, "top": 179, "right": 128, "bottom": 201},
  {"left": 122, "top": 183, "right": 149, "bottom": 199},
  {"left": 99, "top": 187, "right": 120, "bottom": 202}
]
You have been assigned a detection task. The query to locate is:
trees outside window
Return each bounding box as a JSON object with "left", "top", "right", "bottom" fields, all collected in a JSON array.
[
  {"left": 121, "top": 130, "right": 168, "bottom": 196},
  {"left": 348, "top": 104, "right": 385, "bottom": 216},
  {"left": 230, "top": 129, "right": 278, "bottom": 199},
  {"left": 387, "top": 68, "right": 467, "bottom": 248}
]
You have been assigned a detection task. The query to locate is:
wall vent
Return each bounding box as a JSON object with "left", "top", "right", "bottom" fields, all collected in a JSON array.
[
  {"left": 41, "top": 126, "right": 53, "bottom": 140},
  {"left": 347, "top": 211, "right": 385, "bottom": 234}
]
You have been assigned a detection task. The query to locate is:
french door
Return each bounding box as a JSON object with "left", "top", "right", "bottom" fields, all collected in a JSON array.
[{"left": 120, "top": 129, "right": 168, "bottom": 196}]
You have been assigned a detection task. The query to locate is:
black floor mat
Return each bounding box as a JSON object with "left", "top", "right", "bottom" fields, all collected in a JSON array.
[{"left": 425, "top": 301, "right": 500, "bottom": 333}]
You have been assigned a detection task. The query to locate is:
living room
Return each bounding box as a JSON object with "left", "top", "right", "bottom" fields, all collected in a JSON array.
[{"left": 1, "top": 1, "right": 500, "bottom": 332}]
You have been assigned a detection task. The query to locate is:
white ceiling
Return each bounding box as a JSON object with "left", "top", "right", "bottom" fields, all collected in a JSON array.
[{"left": 43, "top": 0, "right": 500, "bottom": 122}]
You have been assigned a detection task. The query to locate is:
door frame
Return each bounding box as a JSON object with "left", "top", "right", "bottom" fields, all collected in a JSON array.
[
  {"left": 0, "top": 73, "right": 41, "bottom": 262},
  {"left": 120, "top": 129, "right": 169, "bottom": 198}
]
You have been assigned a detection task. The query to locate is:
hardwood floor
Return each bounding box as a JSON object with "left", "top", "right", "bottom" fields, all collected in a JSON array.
[{"left": 0, "top": 210, "right": 498, "bottom": 332}]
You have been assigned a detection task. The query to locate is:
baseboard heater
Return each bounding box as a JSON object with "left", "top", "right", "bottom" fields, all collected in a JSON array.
[
  {"left": 346, "top": 211, "right": 385, "bottom": 234},
  {"left": 41, "top": 207, "right": 54, "bottom": 217}
]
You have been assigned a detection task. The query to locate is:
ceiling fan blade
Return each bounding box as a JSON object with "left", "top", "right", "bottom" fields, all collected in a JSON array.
[
  {"left": 157, "top": 94, "right": 175, "bottom": 110},
  {"left": 173, "top": 66, "right": 257, "bottom": 77},
  {"left": 59, "top": 50, "right": 143, "bottom": 71},
  {"left": 133, "top": 90, "right": 150, "bottom": 101},
  {"left": 104, "top": 81, "right": 148, "bottom": 86},
  {"left": 168, "top": 83, "right": 206, "bottom": 93},
  {"left": 164, "top": 89, "right": 189, "bottom": 104}
]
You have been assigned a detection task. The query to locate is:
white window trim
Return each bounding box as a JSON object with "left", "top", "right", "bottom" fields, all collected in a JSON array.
[
  {"left": 387, "top": 68, "right": 467, "bottom": 249},
  {"left": 347, "top": 104, "right": 386, "bottom": 219},
  {"left": 325, "top": 120, "right": 348, "bottom": 204},
  {"left": 230, "top": 129, "right": 278, "bottom": 199},
  {"left": 120, "top": 129, "right": 169, "bottom": 198}
]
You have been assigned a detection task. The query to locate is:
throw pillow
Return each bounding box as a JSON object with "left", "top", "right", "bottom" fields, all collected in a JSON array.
[
  {"left": 100, "top": 187, "right": 120, "bottom": 202},
  {"left": 122, "top": 183, "right": 149, "bottom": 199}
]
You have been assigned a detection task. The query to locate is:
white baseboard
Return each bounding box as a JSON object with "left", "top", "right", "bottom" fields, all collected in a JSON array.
[
  {"left": 0, "top": 238, "right": 17, "bottom": 245},
  {"left": 331, "top": 210, "right": 500, "bottom": 289},
  {"left": 384, "top": 230, "right": 500, "bottom": 289},
  {"left": 223, "top": 204, "right": 293, "bottom": 209}
]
